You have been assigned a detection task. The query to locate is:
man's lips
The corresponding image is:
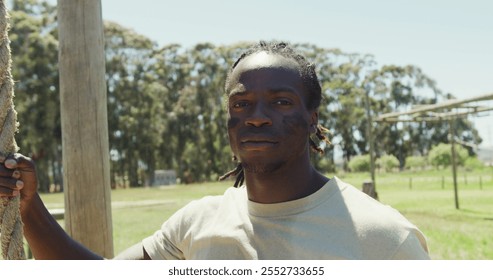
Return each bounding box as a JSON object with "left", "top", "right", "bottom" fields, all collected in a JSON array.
[
  {"left": 240, "top": 137, "right": 279, "bottom": 150},
  {"left": 241, "top": 138, "right": 278, "bottom": 143}
]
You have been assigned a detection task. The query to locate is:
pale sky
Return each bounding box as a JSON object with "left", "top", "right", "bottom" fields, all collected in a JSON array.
[{"left": 43, "top": 0, "right": 493, "bottom": 147}]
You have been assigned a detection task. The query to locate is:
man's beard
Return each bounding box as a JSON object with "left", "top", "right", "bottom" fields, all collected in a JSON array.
[{"left": 241, "top": 159, "right": 283, "bottom": 174}]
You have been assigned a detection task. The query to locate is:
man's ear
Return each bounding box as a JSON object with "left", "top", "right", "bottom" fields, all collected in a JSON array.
[{"left": 310, "top": 111, "right": 318, "bottom": 134}]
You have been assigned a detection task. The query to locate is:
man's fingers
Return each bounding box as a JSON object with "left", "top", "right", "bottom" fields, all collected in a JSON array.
[
  {"left": 0, "top": 182, "right": 22, "bottom": 197},
  {"left": 0, "top": 177, "right": 24, "bottom": 189},
  {"left": 0, "top": 154, "right": 37, "bottom": 199},
  {"left": 4, "top": 158, "right": 17, "bottom": 169},
  {"left": 11, "top": 153, "right": 35, "bottom": 171},
  {"left": 16, "top": 180, "right": 24, "bottom": 189},
  {"left": 0, "top": 155, "right": 25, "bottom": 180}
]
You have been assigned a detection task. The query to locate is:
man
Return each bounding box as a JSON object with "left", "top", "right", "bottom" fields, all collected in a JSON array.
[{"left": 0, "top": 41, "right": 429, "bottom": 259}]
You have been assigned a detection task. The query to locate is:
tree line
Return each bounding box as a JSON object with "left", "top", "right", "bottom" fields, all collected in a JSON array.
[{"left": 9, "top": 0, "right": 482, "bottom": 191}]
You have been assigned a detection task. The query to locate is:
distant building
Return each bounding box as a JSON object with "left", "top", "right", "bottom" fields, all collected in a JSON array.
[
  {"left": 152, "top": 170, "right": 177, "bottom": 186},
  {"left": 477, "top": 146, "right": 493, "bottom": 166}
]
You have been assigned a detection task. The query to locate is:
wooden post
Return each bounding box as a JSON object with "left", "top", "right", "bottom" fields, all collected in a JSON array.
[
  {"left": 57, "top": 0, "right": 113, "bottom": 258},
  {"left": 364, "top": 88, "right": 376, "bottom": 191},
  {"left": 362, "top": 180, "right": 378, "bottom": 200},
  {"left": 449, "top": 119, "right": 460, "bottom": 210}
]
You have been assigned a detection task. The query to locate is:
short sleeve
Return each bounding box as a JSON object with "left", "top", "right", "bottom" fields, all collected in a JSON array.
[
  {"left": 390, "top": 229, "right": 430, "bottom": 260},
  {"left": 142, "top": 206, "right": 189, "bottom": 260}
]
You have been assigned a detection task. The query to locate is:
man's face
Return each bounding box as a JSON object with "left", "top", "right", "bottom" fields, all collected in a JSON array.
[{"left": 226, "top": 51, "right": 317, "bottom": 174}]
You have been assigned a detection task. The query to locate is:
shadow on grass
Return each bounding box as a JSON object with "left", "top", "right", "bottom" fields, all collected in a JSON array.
[{"left": 459, "top": 208, "right": 493, "bottom": 221}]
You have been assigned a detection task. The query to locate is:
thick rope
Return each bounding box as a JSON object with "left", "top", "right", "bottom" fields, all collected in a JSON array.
[{"left": 0, "top": 0, "right": 25, "bottom": 260}]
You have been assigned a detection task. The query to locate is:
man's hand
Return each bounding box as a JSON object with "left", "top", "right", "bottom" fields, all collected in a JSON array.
[
  {"left": 0, "top": 153, "right": 38, "bottom": 211},
  {"left": 0, "top": 153, "right": 105, "bottom": 259}
]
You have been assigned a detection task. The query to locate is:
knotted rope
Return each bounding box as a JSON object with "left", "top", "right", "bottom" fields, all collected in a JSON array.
[{"left": 0, "top": 0, "right": 25, "bottom": 260}]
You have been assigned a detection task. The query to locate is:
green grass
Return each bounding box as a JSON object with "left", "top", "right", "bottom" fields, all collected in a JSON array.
[{"left": 37, "top": 168, "right": 493, "bottom": 259}]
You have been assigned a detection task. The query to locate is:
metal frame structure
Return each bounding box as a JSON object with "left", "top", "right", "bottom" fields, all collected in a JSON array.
[
  {"left": 375, "top": 92, "right": 493, "bottom": 209},
  {"left": 377, "top": 93, "right": 493, "bottom": 122}
]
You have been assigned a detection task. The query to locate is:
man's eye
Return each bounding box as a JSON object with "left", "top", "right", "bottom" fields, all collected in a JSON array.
[
  {"left": 273, "top": 100, "right": 292, "bottom": 106},
  {"left": 233, "top": 101, "right": 249, "bottom": 108}
]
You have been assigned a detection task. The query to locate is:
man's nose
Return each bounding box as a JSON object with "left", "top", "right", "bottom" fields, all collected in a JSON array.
[{"left": 245, "top": 104, "right": 272, "bottom": 127}]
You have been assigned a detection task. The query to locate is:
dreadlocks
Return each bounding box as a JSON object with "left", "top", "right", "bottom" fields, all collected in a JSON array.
[
  {"left": 219, "top": 41, "right": 331, "bottom": 188},
  {"left": 218, "top": 156, "right": 245, "bottom": 188}
]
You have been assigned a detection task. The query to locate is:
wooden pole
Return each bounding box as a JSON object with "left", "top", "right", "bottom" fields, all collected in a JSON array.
[
  {"left": 364, "top": 89, "right": 376, "bottom": 190},
  {"left": 57, "top": 0, "right": 113, "bottom": 258},
  {"left": 449, "top": 119, "right": 460, "bottom": 210}
]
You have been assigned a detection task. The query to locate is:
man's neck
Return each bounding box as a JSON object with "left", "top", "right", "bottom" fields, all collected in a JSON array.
[{"left": 243, "top": 156, "right": 329, "bottom": 204}]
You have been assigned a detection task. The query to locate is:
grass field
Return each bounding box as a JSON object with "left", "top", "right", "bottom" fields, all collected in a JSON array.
[{"left": 38, "top": 168, "right": 493, "bottom": 260}]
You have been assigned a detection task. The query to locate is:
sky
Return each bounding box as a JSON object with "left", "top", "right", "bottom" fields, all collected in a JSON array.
[{"left": 48, "top": 0, "right": 493, "bottom": 148}]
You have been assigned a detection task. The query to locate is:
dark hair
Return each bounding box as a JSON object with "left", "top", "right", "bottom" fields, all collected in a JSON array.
[{"left": 219, "top": 41, "right": 331, "bottom": 188}]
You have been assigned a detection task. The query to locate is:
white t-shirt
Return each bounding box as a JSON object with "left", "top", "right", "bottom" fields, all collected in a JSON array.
[{"left": 142, "top": 177, "right": 430, "bottom": 259}]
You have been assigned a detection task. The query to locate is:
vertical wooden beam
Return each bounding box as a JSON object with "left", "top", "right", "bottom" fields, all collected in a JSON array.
[
  {"left": 364, "top": 89, "right": 377, "bottom": 190},
  {"left": 449, "top": 119, "right": 460, "bottom": 210},
  {"left": 57, "top": 0, "right": 113, "bottom": 258}
]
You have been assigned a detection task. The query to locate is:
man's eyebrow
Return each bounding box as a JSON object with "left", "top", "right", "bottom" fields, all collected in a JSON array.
[
  {"left": 268, "top": 87, "right": 299, "bottom": 95},
  {"left": 228, "top": 89, "right": 248, "bottom": 98},
  {"left": 228, "top": 83, "right": 248, "bottom": 97},
  {"left": 228, "top": 87, "right": 300, "bottom": 97}
]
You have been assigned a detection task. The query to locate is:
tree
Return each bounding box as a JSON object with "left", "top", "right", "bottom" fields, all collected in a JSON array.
[
  {"left": 376, "top": 155, "right": 399, "bottom": 172},
  {"left": 428, "top": 143, "right": 468, "bottom": 169},
  {"left": 104, "top": 20, "right": 160, "bottom": 187},
  {"left": 405, "top": 155, "right": 427, "bottom": 170},
  {"left": 364, "top": 65, "right": 446, "bottom": 169},
  {"left": 10, "top": 0, "right": 60, "bottom": 192},
  {"left": 348, "top": 155, "right": 370, "bottom": 172},
  {"left": 463, "top": 156, "right": 485, "bottom": 171}
]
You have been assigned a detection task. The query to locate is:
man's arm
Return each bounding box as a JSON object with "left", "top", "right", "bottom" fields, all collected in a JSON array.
[
  {"left": 1, "top": 154, "right": 153, "bottom": 260},
  {"left": 21, "top": 193, "right": 104, "bottom": 259},
  {"left": 0, "top": 154, "right": 103, "bottom": 259}
]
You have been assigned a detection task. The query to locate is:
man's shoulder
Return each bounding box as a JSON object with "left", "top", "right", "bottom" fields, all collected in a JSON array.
[
  {"left": 180, "top": 186, "right": 246, "bottom": 214},
  {"left": 330, "top": 177, "right": 429, "bottom": 259},
  {"left": 331, "top": 177, "right": 417, "bottom": 231}
]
